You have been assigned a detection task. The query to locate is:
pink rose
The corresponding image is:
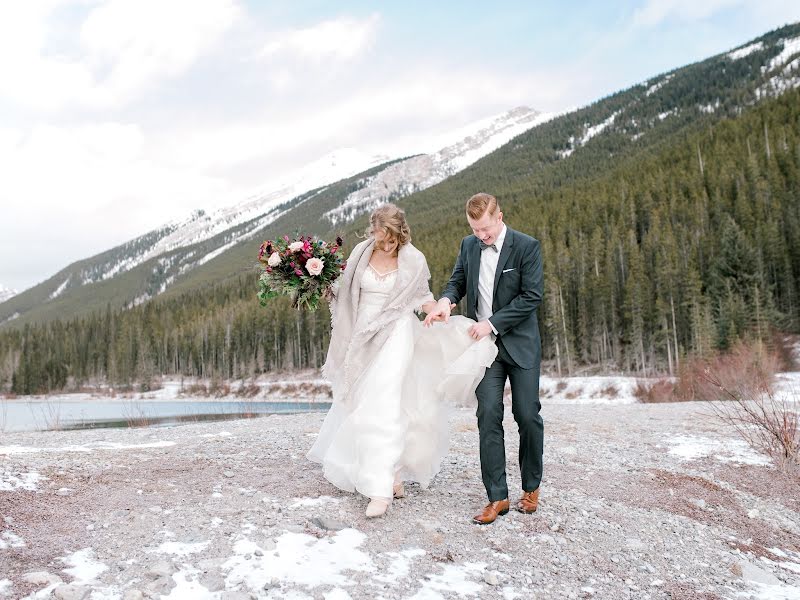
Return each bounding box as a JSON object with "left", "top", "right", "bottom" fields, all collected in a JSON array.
[{"left": 306, "top": 257, "right": 325, "bottom": 276}]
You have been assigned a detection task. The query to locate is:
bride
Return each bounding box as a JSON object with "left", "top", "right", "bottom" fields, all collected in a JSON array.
[{"left": 307, "top": 203, "right": 497, "bottom": 518}]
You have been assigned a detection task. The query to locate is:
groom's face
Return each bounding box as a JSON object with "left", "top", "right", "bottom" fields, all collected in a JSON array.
[{"left": 467, "top": 209, "right": 504, "bottom": 246}]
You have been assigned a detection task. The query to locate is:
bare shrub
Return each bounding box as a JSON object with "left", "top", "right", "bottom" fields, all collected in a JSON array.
[
  {"left": 183, "top": 383, "right": 209, "bottom": 396},
  {"left": 704, "top": 370, "right": 799, "bottom": 472},
  {"left": 564, "top": 387, "right": 584, "bottom": 400},
  {"left": 769, "top": 330, "right": 799, "bottom": 371},
  {"left": 595, "top": 384, "right": 619, "bottom": 399},
  {"left": 235, "top": 383, "right": 261, "bottom": 398},
  {"left": 138, "top": 379, "right": 162, "bottom": 393},
  {"left": 673, "top": 341, "right": 779, "bottom": 402},
  {"left": 634, "top": 378, "right": 676, "bottom": 403},
  {"left": 208, "top": 380, "right": 231, "bottom": 397}
]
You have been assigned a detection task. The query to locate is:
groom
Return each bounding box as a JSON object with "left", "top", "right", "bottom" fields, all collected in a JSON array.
[{"left": 425, "top": 193, "right": 544, "bottom": 524}]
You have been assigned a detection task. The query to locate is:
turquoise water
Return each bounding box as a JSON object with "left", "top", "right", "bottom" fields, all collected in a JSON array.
[{"left": 0, "top": 399, "right": 331, "bottom": 432}]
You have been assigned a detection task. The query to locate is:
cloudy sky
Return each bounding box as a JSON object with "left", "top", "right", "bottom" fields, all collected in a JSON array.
[{"left": 1, "top": 0, "right": 799, "bottom": 292}]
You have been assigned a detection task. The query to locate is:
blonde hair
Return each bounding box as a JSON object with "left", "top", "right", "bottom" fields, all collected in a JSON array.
[
  {"left": 466, "top": 193, "right": 499, "bottom": 220},
  {"left": 368, "top": 203, "right": 411, "bottom": 246}
]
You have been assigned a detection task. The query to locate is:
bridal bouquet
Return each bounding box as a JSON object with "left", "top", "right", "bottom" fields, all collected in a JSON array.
[{"left": 257, "top": 234, "right": 346, "bottom": 311}]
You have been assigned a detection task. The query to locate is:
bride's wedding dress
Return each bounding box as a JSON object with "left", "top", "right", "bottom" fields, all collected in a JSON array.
[{"left": 308, "top": 264, "right": 497, "bottom": 501}]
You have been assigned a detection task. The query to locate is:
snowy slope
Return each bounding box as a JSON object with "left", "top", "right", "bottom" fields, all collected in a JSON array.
[
  {"left": 325, "top": 107, "right": 551, "bottom": 225},
  {"left": 56, "top": 109, "right": 550, "bottom": 298},
  {"left": 0, "top": 285, "right": 17, "bottom": 304}
]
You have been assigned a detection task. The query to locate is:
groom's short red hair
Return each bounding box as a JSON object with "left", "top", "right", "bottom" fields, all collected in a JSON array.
[{"left": 466, "top": 193, "right": 499, "bottom": 220}]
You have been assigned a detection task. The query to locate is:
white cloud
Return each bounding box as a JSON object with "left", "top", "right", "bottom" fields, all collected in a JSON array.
[
  {"left": 259, "top": 14, "right": 380, "bottom": 63},
  {"left": 152, "top": 65, "right": 548, "bottom": 175},
  {"left": 80, "top": 0, "right": 240, "bottom": 103},
  {"left": 0, "top": 0, "right": 240, "bottom": 112},
  {"left": 0, "top": 121, "right": 235, "bottom": 289}
]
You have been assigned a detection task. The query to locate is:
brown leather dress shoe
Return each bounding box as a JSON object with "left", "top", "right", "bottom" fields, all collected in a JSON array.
[
  {"left": 472, "top": 499, "right": 510, "bottom": 525},
  {"left": 516, "top": 488, "right": 540, "bottom": 513}
]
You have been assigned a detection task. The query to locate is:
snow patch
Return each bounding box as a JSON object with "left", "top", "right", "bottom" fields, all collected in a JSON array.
[
  {"left": 61, "top": 547, "right": 109, "bottom": 583},
  {"left": 667, "top": 434, "right": 771, "bottom": 466},
  {"left": 408, "top": 561, "right": 487, "bottom": 598},
  {"left": 698, "top": 99, "right": 721, "bottom": 114},
  {"left": 540, "top": 375, "right": 640, "bottom": 405},
  {"left": 766, "top": 35, "right": 800, "bottom": 72},
  {"left": 728, "top": 41, "right": 764, "bottom": 60},
  {"left": 199, "top": 431, "right": 233, "bottom": 438},
  {"left": 162, "top": 567, "right": 218, "bottom": 599},
  {"left": 290, "top": 495, "right": 341, "bottom": 508},
  {"left": 580, "top": 111, "right": 619, "bottom": 145},
  {"left": 1, "top": 312, "right": 19, "bottom": 325},
  {"left": 0, "top": 529, "right": 25, "bottom": 550},
  {"left": 48, "top": 276, "right": 70, "bottom": 300},
  {"left": 767, "top": 548, "right": 800, "bottom": 575},
  {"left": 0, "top": 579, "right": 11, "bottom": 596},
  {"left": 0, "top": 471, "right": 44, "bottom": 491},
  {"left": 0, "top": 285, "right": 17, "bottom": 304},
  {"left": 149, "top": 540, "right": 210, "bottom": 556},
  {"left": 223, "top": 529, "right": 374, "bottom": 590},
  {"left": 374, "top": 548, "right": 426, "bottom": 584},
  {"left": 558, "top": 112, "right": 620, "bottom": 159},
  {"left": 645, "top": 74, "right": 673, "bottom": 96},
  {"left": 747, "top": 581, "right": 800, "bottom": 600}
]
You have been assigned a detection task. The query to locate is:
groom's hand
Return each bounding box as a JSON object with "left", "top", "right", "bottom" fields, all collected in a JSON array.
[
  {"left": 423, "top": 298, "right": 453, "bottom": 327},
  {"left": 468, "top": 320, "right": 493, "bottom": 340}
]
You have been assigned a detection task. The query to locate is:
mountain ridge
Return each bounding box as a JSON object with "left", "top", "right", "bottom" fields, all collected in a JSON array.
[{"left": 2, "top": 22, "right": 800, "bottom": 331}]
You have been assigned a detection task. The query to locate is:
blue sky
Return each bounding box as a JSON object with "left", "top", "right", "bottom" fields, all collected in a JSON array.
[{"left": 1, "top": 0, "right": 799, "bottom": 292}]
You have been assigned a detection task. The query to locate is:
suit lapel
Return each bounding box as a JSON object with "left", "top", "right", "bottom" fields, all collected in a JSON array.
[
  {"left": 493, "top": 227, "right": 515, "bottom": 298},
  {"left": 468, "top": 239, "right": 481, "bottom": 312}
]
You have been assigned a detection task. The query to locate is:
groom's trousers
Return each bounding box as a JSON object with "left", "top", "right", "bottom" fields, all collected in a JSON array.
[{"left": 475, "top": 338, "right": 543, "bottom": 502}]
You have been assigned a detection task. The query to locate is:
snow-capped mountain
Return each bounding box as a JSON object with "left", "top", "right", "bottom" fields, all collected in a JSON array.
[
  {"left": 325, "top": 107, "right": 551, "bottom": 225},
  {"left": 0, "top": 285, "right": 17, "bottom": 304},
  {"left": 28, "top": 109, "right": 551, "bottom": 306},
  {"left": 5, "top": 22, "right": 800, "bottom": 329},
  {"left": 69, "top": 148, "right": 390, "bottom": 290},
  {"left": 554, "top": 29, "right": 800, "bottom": 160}
]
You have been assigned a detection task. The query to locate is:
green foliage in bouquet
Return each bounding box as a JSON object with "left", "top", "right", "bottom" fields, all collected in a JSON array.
[{"left": 258, "top": 234, "right": 346, "bottom": 311}]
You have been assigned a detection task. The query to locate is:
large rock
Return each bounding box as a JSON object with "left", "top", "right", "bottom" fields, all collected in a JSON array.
[
  {"left": 53, "top": 585, "right": 90, "bottom": 600},
  {"left": 22, "top": 571, "right": 63, "bottom": 586},
  {"left": 738, "top": 561, "right": 781, "bottom": 586}
]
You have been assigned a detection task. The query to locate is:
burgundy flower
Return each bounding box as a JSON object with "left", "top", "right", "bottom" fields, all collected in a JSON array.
[{"left": 336, "top": 236, "right": 343, "bottom": 247}]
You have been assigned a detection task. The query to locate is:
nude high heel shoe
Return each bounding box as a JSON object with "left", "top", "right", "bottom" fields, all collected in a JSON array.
[
  {"left": 365, "top": 498, "right": 390, "bottom": 518},
  {"left": 393, "top": 473, "right": 405, "bottom": 499},
  {"left": 393, "top": 482, "right": 405, "bottom": 499}
]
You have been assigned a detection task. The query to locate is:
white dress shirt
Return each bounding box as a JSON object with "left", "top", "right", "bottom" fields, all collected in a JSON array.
[{"left": 476, "top": 224, "right": 507, "bottom": 333}]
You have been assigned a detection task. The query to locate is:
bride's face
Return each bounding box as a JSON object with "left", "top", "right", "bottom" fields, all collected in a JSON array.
[{"left": 373, "top": 228, "right": 399, "bottom": 254}]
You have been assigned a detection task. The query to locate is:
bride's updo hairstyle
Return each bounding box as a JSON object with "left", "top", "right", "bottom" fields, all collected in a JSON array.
[{"left": 368, "top": 203, "right": 411, "bottom": 247}]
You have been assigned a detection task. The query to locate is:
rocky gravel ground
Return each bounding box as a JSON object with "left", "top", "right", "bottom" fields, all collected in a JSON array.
[{"left": 1, "top": 401, "right": 799, "bottom": 599}]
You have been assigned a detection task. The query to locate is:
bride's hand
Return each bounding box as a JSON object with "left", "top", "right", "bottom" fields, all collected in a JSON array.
[{"left": 423, "top": 299, "right": 454, "bottom": 327}]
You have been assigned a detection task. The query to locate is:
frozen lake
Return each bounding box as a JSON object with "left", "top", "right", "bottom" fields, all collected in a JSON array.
[{"left": 0, "top": 398, "right": 331, "bottom": 432}]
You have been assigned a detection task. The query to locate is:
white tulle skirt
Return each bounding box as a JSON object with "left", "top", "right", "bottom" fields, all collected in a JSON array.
[{"left": 307, "top": 315, "right": 497, "bottom": 500}]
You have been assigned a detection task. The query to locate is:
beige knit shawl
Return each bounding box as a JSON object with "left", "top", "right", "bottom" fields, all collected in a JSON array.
[{"left": 323, "top": 238, "right": 434, "bottom": 408}]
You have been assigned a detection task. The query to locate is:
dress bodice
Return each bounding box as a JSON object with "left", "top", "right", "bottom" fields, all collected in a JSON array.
[{"left": 359, "top": 264, "right": 398, "bottom": 309}]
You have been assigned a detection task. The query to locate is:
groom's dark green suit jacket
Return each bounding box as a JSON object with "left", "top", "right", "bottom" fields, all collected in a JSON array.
[{"left": 442, "top": 227, "right": 543, "bottom": 369}]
